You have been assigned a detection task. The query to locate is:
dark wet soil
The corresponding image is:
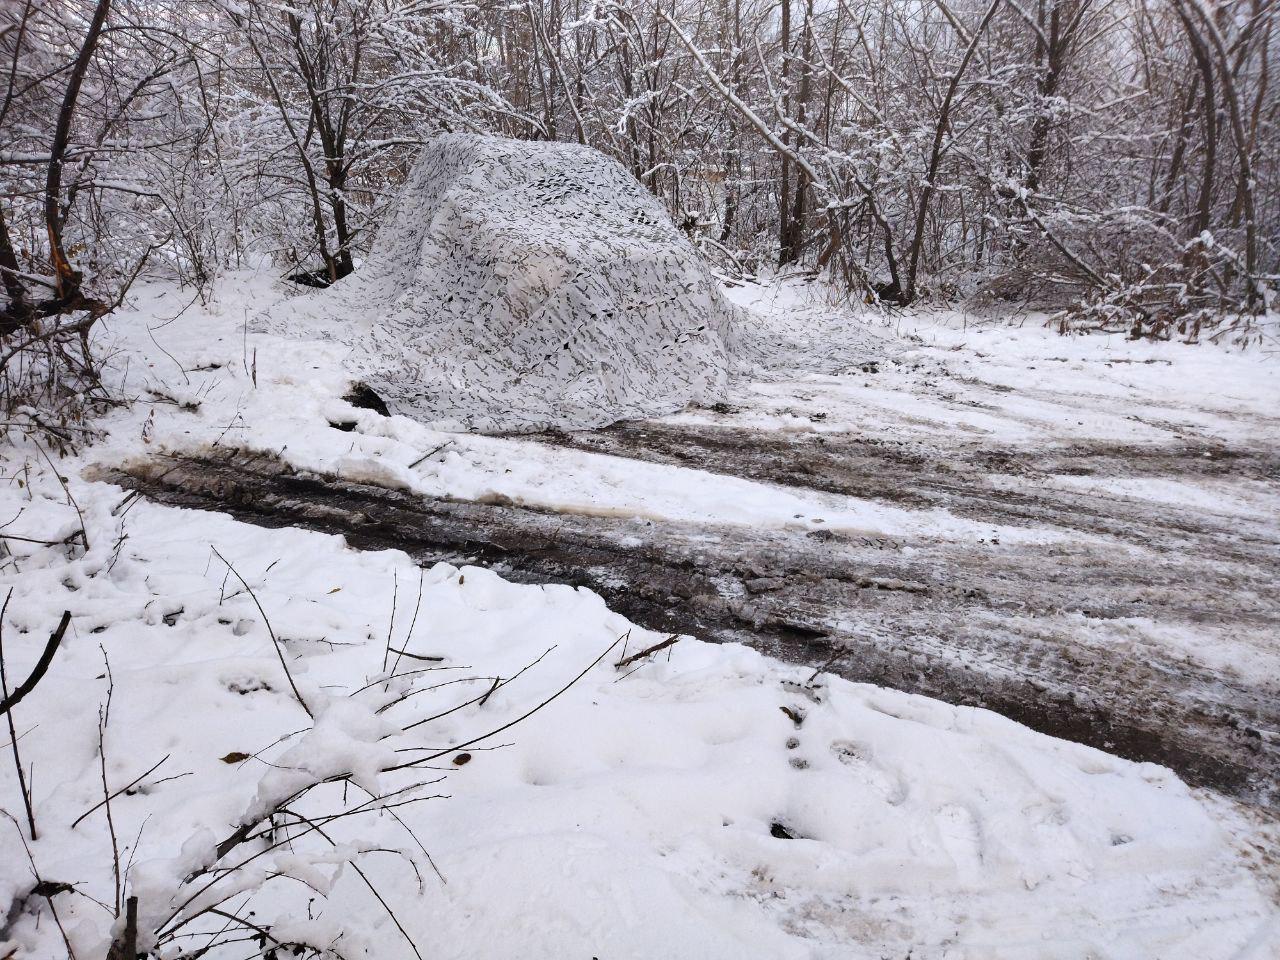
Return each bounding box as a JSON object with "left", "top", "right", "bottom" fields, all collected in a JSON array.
[{"left": 108, "top": 426, "right": 1280, "bottom": 807}]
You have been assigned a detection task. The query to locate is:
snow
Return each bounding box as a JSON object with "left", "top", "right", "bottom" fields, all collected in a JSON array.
[
  {"left": 95, "top": 282, "right": 1071, "bottom": 549},
  {"left": 0, "top": 268, "right": 1277, "bottom": 958},
  {"left": 257, "top": 134, "right": 735, "bottom": 432},
  {"left": 713, "top": 280, "right": 1280, "bottom": 448},
  {"left": 1035, "top": 473, "right": 1279, "bottom": 521},
  {"left": 327, "top": 418, "right": 1070, "bottom": 545},
  {"left": 1, "top": 483, "right": 1275, "bottom": 959}
]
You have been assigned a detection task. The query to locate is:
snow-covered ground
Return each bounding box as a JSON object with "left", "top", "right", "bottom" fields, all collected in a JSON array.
[{"left": 1, "top": 272, "right": 1277, "bottom": 958}]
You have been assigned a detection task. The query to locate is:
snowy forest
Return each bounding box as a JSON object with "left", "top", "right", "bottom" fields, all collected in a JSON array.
[
  {"left": 3, "top": 0, "right": 1277, "bottom": 346},
  {"left": 1, "top": 1, "right": 1279, "bottom": 959}
]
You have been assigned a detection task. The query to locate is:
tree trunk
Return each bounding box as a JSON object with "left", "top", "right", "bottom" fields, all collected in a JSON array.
[
  {"left": 783, "top": 0, "right": 815, "bottom": 262},
  {"left": 902, "top": 0, "right": 1002, "bottom": 304},
  {"left": 44, "top": 0, "right": 112, "bottom": 305},
  {"left": 0, "top": 201, "right": 28, "bottom": 328},
  {"left": 777, "top": 0, "right": 793, "bottom": 265}
]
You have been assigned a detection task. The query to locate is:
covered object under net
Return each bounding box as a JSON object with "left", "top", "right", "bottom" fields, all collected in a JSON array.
[{"left": 261, "top": 134, "right": 737, "bottom": 432}]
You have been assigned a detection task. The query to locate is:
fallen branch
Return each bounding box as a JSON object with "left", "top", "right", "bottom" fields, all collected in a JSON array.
[
  {"left": 0, "top": 530, "right": 84, "bottom": 547},
  {"left": 615, "top": 634, "right": 680, "bottom": 669},
  {"left": 0, "top": 609, "right": 70, "bottom": 717}
]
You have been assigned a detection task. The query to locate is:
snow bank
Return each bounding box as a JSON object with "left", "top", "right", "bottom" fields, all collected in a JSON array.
[{"left": 261, "top": 134, "right": 735, "bottom": 431}]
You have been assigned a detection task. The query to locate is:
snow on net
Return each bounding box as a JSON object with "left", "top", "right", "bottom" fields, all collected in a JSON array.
[{"left": 260, "top": 134, "right": 737, "bottom": 432}]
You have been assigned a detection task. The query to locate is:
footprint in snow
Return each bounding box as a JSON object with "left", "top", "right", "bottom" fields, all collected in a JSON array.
[{"left": 829, "top": 739, "right": 908, "bottom": 806}]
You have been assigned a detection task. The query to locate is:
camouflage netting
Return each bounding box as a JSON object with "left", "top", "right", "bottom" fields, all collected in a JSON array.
[{"left": 262, "top": 134, "right": 736, "bottom": 432}]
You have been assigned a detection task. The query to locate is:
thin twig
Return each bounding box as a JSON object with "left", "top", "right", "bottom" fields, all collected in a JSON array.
[
  {"left": 806, "top": 649, "right": 850, "bottom": 684},
  {"left": 386, "top": 646, "right": 443, "bottom": 664},
  {"left": 400, "top": 646, "right": 555, "bottom": 733},
  {"left": 71, "top": 753, "right": 170, "bottom": 829},
  {"left": 211, "top": 547, "right": 312, "bottom": 719},
  {"left": 281, "top": 810, "right": 424, "bottom": 960},
  {"left": 168, "top": 780, "right": 438, "bottom": 936},
  {"left": 348, "top": 780, "right": 447, "bottom": 887},
  {"left": 98, "top": 649, "right": 122, "bottom": 915},
  {"left": 0, "top": 810, "right": 77, "bottom": 959},
  {"left": 31, "top": 439, "right": 88, "bottom": 550},
  {"left": 387, "top": 567, "right": 425, "bottom": 680},
  {"left": 615, "top": 634, "right": 680, "bottom": 669},
  {"left": 380, "top": 569, "right": 399, "bottom": 674},
  {"left": 390, "top": 635, "right": 624, "bottom": 773},
  {"left": 0, "top": 590, "right": 37, "bottom": 839},
  {"left": 408, "top": 440, "right": 453, "bottom": 469}
]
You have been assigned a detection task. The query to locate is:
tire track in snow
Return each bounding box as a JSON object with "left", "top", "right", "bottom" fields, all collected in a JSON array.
[{"left": 105, "top": 439, "right": 1280, "bottom": 807}]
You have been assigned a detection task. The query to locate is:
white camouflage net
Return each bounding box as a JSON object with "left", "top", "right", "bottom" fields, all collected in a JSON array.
[{"left": 262, "top": 134, "right": 736, "bottom": 432}]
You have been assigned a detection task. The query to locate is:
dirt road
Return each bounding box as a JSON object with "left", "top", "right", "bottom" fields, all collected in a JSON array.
[{"left": 110, "top": 422, "right": 1280, "bottom": 805}]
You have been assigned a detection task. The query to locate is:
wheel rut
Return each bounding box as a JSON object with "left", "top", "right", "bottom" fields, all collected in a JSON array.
[{"left": 102, "top": 439, "right": 1280, "bottom": 807}]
